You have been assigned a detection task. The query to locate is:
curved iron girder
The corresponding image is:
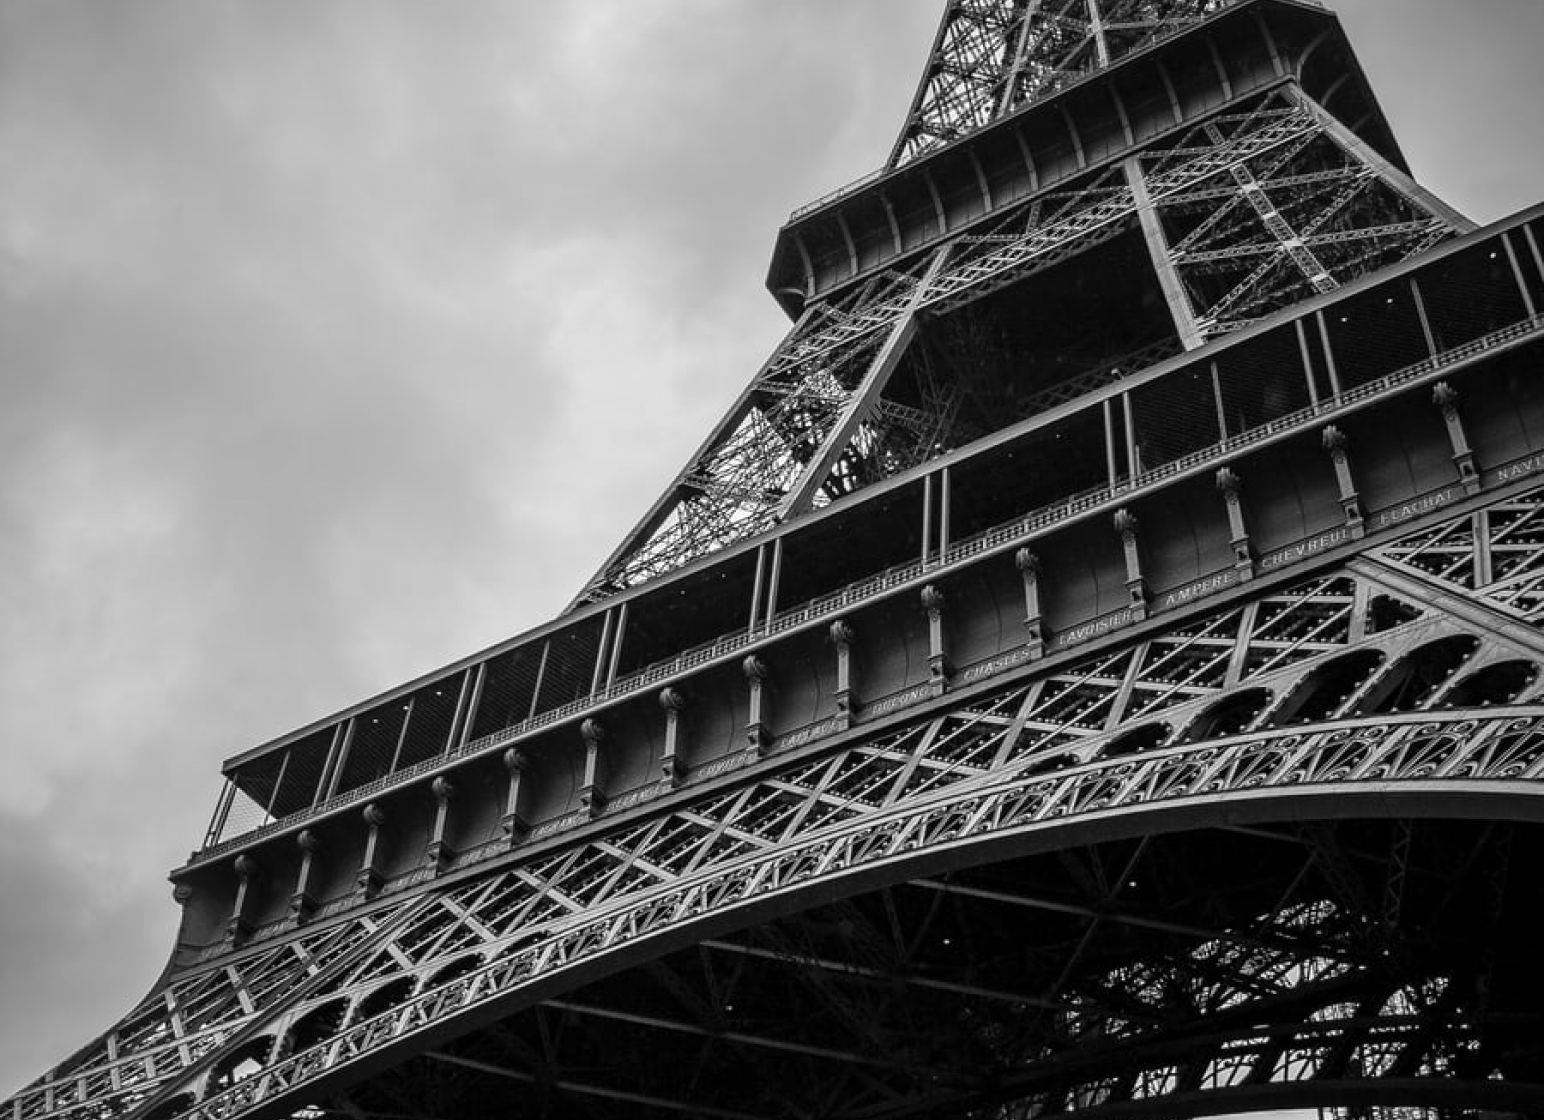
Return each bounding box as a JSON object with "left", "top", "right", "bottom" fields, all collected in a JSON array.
[
  {"left": 156, "top": 704, "right": 1544, "bottom": 1120},
  {"left": 26, "top": 521, "right": 1544, "bottom": 1120}
]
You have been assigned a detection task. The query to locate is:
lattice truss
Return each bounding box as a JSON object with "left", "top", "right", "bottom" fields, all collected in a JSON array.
[
  {"left": 1374, "top": 492, "right": 1544, "bottom": 625},
  {"left": 585, "top": 91, "right": 1459, "bottom": 601},
  {"left": 1141, "top": 90, "right": 1456, "bottom": 335},
  {"left": 22, "top": 492, "right": 1544, "bottom": 1120},
  {"left": 889, "top": 0, "right": 1231, "bottom": 168}
]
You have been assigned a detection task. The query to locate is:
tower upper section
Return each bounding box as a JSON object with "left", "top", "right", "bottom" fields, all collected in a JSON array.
[{"left": 889, "top": 0, "right": 1246, "bottom": 169}]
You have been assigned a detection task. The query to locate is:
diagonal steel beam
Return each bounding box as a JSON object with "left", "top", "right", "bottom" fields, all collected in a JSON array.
[{"left": 774, "top": 246, "right": 952, "bottom": 518}]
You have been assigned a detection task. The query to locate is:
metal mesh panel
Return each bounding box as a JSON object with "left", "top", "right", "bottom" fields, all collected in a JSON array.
[
  {"left": 208, "top": 723, "right": 332, "bottom": 842},
  {"left": 1013, "top": 403, "right": 1111, "bottom": 507},
  {"left": 393, "top": 674, "right": 465, "bottom": 769},
  {"left": 469, "top": 644, "right": 547, "bottom": 741},
  {"left": 1215, "top": 325, "right": 1312, "bottom": 437},
  {"left": 336, "top": 702, "right": 408, "bottom": 793},
  {"left": 534, "top": 617, "right": 605, "bottom": 713},
  {"left": 1130, "top": 367, "right": 1220, "bottom": 471},
  {"left": 1324, "top": 280, "right": 1432, "bottom": 391},
  {"left": 211, "top": 781, "right": 269, "bottom": 845},
  {"left": 1417, "top": 240, "right": 1531, "bottom": 352},
  {"left": 266, "top": 729, "right": 332, "bottom": 818},
  {"left": 1511, "top": 223, "right": 1544, "bottom": 314}
]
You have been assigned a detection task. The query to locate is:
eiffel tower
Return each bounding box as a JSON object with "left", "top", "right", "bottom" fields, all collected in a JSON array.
[{"left": 11, "top": 1, "right": 1544, "bottom": 1118}]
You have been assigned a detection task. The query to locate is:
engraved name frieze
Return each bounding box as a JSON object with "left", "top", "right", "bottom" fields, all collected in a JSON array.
[
  {"left": 1048, "top": 608, "right": 1141, "bottom": 652},
  {"left": 780, "top": 717, "right": 845, "bottom": 751},
  {"left": 864, "top": 685, "right": 932, "bottom": 719},
  {"left": 1489, "top": 453, "right": 1544, "bottom": 486},
  {"left": 960, "top": 646, "right": 1035, "bottom": 683},
  {"left": 1157, "top": 569, "right": 1239, "bottom": 611},
  {"left": 1369, "top": 488, "right": 1457, "bottom": 532},
  {"left": 1259, "top": 526, "right": 1350, "bottom": 571}
]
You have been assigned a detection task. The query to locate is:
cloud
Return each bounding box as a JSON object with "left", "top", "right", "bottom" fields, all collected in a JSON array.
[{"left": 0, "top": 0, "right": 939, "bottom": 1092}]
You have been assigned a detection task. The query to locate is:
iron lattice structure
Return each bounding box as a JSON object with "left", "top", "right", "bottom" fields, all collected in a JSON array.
[
  {"left": 579, "top": 1, "right": 1467, "bottom": 601},
  {"left": 10, "top": 2, "right": 1544, "bottom": 1119},
  {"left": 889, "top": 0, "right": 1234, "bottom": 168}
]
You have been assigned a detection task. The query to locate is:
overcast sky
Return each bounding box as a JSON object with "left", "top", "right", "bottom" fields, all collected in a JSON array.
[{"left": 1, "top": 0, "right": 1541, "bottom": 1104}]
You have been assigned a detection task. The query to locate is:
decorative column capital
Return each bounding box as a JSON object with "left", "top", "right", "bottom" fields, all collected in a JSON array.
[
  {"left": 742, "top": 655, "right": 770, "bottom": 682},
  {"left": 502, "top": 747, "right": 527, "bottom": 775},
  {"left": 296, "top": 829, "right": 322, "bottom": 855},
  {"left": 1113, "top": 508, "right": 1139, "bottom": 538},
  {"left": 828, "top": 619, "right": 855, "bottom": 646},
  {"left": 233, "top": 853, "right": 259, "bottom": 881},
  {"left": 920, "top": 584, "right": 946, "bottom": 614},
  {"left": 362, "top": 802, "right": 387, "bottom": 828},
  {"left": 1215, "top": 467, "right": 1241, "bottom": 495},
  {"left": 658, "top": 686, "right": 687, "bottom": 713},
  {"left": 1432, "top": 380, "right": 1459, "bottom": 412},
  {"left": 431, "top": 776, "right": 456, "bottom": 803},
  {"left": 1014, "top": 547, "right": 1042, "bottom": 577},
  {"left": 1321, "top": 425, "right": 1348, "bottom": 454},
  {"left": 580, "top": 717, "right": 605, "bottom": 747}
]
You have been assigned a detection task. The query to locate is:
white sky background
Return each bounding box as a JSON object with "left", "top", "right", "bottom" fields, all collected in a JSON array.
[{"left": 0, "top": 0, "right": 1541, "bottom": 1104}]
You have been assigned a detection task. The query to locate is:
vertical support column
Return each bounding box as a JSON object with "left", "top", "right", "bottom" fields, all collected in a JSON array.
[
  {"left": 501, "top": 749, "right": 529, "bottom": 843},
  {"left": 228, "top": 854, "right": 258, "bottom": 945},
  {"left": 1432, "top": 382, "right": 1481, "bottom": 494},
  {"left": 1216, "top": 468, "right": 1255, "bottom": 580},
  {"left": 605, "top": 603, "right": 629, "bottom": 689},
  {"left": 451, "top": 666, "right": 482, "bottom": 754},
  {"left": 590, "top": 610, "right": 616, "bottom": 696},
  {"left": 290, "top": 830, "right": 321, "bottom": 923},
  {"left": 204, "top": 781, "right": 237, "bottom": 848},
  {"left": 326, "top": 719, "right": 356, "bottom": 800},
  {"left": 1127, "top": 155, "right": 1205, "bottom": 349},
  {"left": 579, "top": 719, "right": 607, "bottom": 818},
  {"left": 921, "top": 473, "right": 936, "bottom": 567},
  {"left": 940, "top": 467, "right": 953, "bottom": 560},
  {"left": 743, "top": 656, "right": 772, "bottom": 755},
  {"left": 748, "top": 544, "right": 767, "bottom": 637},
  {"left": 1321, "top": 426, "right": 1365, "bottom": 538},
  {"left": 426, "top": 777, "right": 456, "bottom": 872},
  {"left": 358, "top": 803, "right": 386, "bottom": 899},
  {"left": 764, "top": 539, "right": 784, "bottom": 634},
  {"left": 312, "top": 724, "right": 347, "bottom": 810},
  {"left": 527, "top": 640, "right": 551, "bottom": 721},
  {"left": 659, "top": 688, "right": 687, "bottom": 786},
  {"left": 1015, "top": 548, "right": 1045, "bottom": 659},
  {"left": 1316, "top": 312, "right": 1343, "bottom": 396},
  {"left": 830, "top": 620, "right": 858, "bottom": 727},
  {"left": 1114, "top": 510, "right": 1148, "bottom": 618},
  {"left": 1103, "top": 399, "right": 1120, "bottom": 487},
  {"left": 921, "top": 585, "right": 951, "bottom": 695},
  {"left": 1295, "top": 318, "right": 1322, "bottom": 407},
  {"left": 1410, "top": 278, "right": 1439, "bottom": 357}
]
